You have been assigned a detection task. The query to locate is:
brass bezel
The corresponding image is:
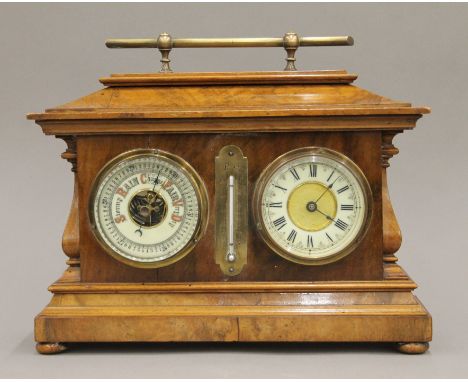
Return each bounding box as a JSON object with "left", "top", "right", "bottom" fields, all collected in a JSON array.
[
  {"left": 252, "top": 147, "right": 373, "bottom": 266},
  {"left": 89, "top": 148, "right": 209, "bottom": 269}
]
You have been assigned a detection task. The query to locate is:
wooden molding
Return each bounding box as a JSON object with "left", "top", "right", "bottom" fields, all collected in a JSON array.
[
  {"left": 100, "top": 70, "right": 359, "bottom": 87},
  {"left": 30, "top": 109, "right": 428, "bottom": 124},
  {"left": 27, "top": 73, "right": 430, "bottom": 123},
  {"left": 48, "top": 263, "right": 417, "bottom": 294},
  {"left": 48, "top": 280, "right": 418, "bottom": 293},
  {"left": 34, "top": 289, "right": 431, "bottom": 345},
  {"left": 36, "top": 115, "right": 423, "bottom": 136}
]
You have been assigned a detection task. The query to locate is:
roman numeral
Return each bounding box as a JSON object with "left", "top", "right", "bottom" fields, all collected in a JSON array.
[
  {"left": 273, "top": 216, "right": 287, "bottom": 231},
  {"left": 335, "top": 219, "right": 348, "bottom": 231},
  {"left": 307, "top": 234, "right": 314, "bottom": 248},
  {"left": 326, "top": 233, "right": 334, "bottom": 242},
  {"left": 327, "top": 170, "right": 335, "bottom": 182},
  {"left": 309, "top": 164, "right": 317, "bottom": 177},
  {"left": 337, "top": 185, "right": 349, "bottom": 194},
  {"left": 274, "top": 184, "right": 287, "bottom": 191},
  {"left": 340, "top": 204, "right": 354, "bottom": 211},
  {"left": 290, "top": 167, "right": 300, "bottom": 181},
  {"left": 287, "top": 229, "right": 297, "bottom": 243},
  {"left": 268, "top": 202, "right": 282, "bottom": 208}
]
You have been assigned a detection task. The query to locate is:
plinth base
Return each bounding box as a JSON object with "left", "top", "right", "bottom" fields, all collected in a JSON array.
[{"left": 35, "top": 277, "right": 432, "bottom": 354}]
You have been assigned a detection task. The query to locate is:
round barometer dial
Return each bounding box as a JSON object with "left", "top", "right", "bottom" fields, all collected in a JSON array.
[
  {"left": 253, "top": 147, "right": 372, "bottom": 265},
  {"left": 89, "top": 149, "right": 208, "bottom": 268}
]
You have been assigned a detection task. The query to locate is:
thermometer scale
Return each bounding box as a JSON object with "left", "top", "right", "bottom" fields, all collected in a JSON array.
[{"left": 215, "top": 145, "right": 248, "bottom": 276}]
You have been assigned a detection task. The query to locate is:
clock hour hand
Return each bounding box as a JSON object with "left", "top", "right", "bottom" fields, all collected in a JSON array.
[{"left": 315, "top": 207, "right": 336, "bottom": 223}]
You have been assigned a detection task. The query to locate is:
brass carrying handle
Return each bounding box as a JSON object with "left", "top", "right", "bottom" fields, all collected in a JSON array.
[{"left": 105, "top": 32, "right": 354, "bottom": 72}]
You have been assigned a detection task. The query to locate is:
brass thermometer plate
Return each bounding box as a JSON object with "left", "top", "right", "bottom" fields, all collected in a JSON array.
[{"left": 215, "top": 145, "right": 248, "bottom": 276}]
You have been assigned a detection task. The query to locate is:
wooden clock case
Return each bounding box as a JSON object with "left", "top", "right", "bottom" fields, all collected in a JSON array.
[{"left": 28, "top": 70, "right": 431, "bottom": 354}]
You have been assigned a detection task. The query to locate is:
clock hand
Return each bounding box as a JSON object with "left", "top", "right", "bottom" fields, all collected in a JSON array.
[
  {"left": 315, "top": 207, "right": 337, "bottom": 223},
  {"left": 314, "top": 187, "right": 331, "bottom": 204},
  {"left": 314, "top": 175, "right": 342, "bottom": 203}
]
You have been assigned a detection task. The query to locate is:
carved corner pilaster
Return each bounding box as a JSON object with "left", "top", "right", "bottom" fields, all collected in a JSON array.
[
  {"left": 381, "top": 131, "right": 403, "bottom": 264},
  {"left": 58, "top": 136, "right": 80, "bottom": 267}
]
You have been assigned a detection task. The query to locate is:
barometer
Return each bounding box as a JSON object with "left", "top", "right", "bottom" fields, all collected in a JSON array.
[
  {"left": 28, "top": 32, "right": 432, "bottom": 355},
  {"left": 89, "top": 149, "right": 208, "bottom": 268}
]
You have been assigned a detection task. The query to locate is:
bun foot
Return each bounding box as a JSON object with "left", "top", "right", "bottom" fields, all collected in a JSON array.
[
  {"left": 36, "top": 342, "right": 68, "bottom": 354},
  {"left": 396, "top": 342, "right": 429, "bottom": 354}
]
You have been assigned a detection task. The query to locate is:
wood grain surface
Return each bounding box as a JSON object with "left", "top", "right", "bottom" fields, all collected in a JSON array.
[
  {"left": 29, "top": 69, "right": 431, "bottom": 353},
  {"left": 78, "top": 131, "right": 382, "bottom": 282}
]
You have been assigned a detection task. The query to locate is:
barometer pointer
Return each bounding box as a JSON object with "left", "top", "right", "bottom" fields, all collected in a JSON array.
[
  {"left": 134, "top": 170, "right": 162, "bottom": 236},
  {"left": 152, "top": 170, "right": 161, "bottom": 191}
]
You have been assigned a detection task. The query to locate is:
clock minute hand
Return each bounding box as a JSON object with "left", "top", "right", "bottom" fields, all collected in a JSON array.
[
  {"left": 314, "top": 187, "right": 330, "bottom": 204},
  {"left": 314, "top": 175, "right": 342, "bottom": 203}
]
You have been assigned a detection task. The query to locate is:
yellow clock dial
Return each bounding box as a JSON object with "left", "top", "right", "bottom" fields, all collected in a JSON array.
[
  {"left": 287, "top": 182, "right": 337, "bottom": 232},
  {"left": 253, "top": 147, "right": 372, "bottom": 265}
]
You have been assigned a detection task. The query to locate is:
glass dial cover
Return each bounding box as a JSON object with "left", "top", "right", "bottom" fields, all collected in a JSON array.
[
  {"left": 89, "top": 149, "right": 208, "bottom": 268},
  {"left": 253, "top": 147, "right": 372, "bottom": 265}
]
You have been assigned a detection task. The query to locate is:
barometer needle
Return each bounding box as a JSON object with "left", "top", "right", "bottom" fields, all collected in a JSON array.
[
  {"left": 152, "top": 170, "right": 161, "bottom": 191},
  {"left": 136, "top": 170, "right": 161, "bottom": 232}
]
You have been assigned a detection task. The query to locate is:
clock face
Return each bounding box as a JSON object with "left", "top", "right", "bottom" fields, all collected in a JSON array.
[
  {"left": 89, "top": 149, "right": 208, "bottom": 268},
  {"left": 253, "top": 147, "right": 372, "bottom": 265}
]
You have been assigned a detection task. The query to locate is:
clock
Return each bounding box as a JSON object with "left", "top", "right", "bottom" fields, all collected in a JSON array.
[
  {"left": 253, "top": 147, "right": 372, "bottom": 265},
  {"left": 89, "top": 149, "right": 208, "bottom": 268},
  {"left": 28, "top": 32, "right": 432, "bottom": 355}
]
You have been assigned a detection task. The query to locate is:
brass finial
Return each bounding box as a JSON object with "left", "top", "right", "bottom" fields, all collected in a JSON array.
[
  {"left": 157, "top": 33, "right": 173, "bottom": 73},
  {"left": 283, "top": 32, "right": 300, "bottom": 71}
]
